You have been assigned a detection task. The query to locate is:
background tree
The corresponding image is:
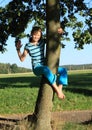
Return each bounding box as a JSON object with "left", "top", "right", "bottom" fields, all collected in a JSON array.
[{"left": 0, "top": 0, "right": 92, "bottom": 129}]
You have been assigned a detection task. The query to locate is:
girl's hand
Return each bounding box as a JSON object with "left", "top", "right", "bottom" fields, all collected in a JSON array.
[
  {"left": 15, "top": 40, "right": 22, "bottom": 50},
  {"left": 57, "top": 28, "right": 64, "bottom": 34}
]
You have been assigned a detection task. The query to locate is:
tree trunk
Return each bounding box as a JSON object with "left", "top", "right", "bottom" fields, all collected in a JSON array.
[
  {"left": 46, "top": 0, "right": 61, "bottom": 71},
  {"left": 30, "top": 0, "right": 61, "bottom": 130},
  {"left": 32, "top": 79, "right": 53, "bottom": 130}
]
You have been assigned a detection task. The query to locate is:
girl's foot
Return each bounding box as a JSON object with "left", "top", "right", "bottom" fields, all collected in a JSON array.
[
  {"left": 52, "top": 83, "right": 65, "bottom": 99},
  {"left": 58, "top": 85, "right": 65, "bottom": 99}
]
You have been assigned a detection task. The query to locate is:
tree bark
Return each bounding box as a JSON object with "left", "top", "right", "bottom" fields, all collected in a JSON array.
[
  {"left": 46, "top": 0, "right": 61, "bottom": 71},
  {"left": 31, "top": 0, "right": 61, "bottom": 130},
  {"left": 32, "top": 80, "right": 53, "bottom": 130}
]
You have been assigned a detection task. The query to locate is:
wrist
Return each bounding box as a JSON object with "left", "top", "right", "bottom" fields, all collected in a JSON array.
[{"left": 16, "top": 48, "right": 20, "bottom": 51}]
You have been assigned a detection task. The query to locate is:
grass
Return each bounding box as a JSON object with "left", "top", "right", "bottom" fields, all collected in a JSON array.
[
  {"left": 0, "top": 73, "right": 39, "bottom": 114},
  {"left": 53, "top": 69, "right": 92, "bottom": 111},
  {"left": 0, "top": 70, "right": 92, "bottom": 114},
  {"left": 61, "top": 122, "right": 92, "bottom": 130}
]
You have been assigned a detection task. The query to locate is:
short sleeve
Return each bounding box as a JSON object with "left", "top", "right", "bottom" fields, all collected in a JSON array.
[{"left": 24, "top": 43, "right": 29, "bottom": 51}]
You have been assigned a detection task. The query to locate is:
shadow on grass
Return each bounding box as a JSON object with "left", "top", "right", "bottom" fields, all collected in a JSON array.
[
  {"left": 0, "top": 72, "right": 92, "bottom": 96},
  {"left": 66, "top": 87, "right": 92, "bottom": 96},
  {"left": 66, "top": 72, "right": 92, "bottom": 96},
  {"left": 0, "top": 76, "right": 41, "bottom": 89},
  {"left": 69, "top": 72, "right": 92, "bottom": 87}
]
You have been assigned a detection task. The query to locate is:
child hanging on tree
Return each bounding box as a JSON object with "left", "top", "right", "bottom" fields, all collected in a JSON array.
[{"left": 15, "top": 26, "right": 68, "bottom": 99}]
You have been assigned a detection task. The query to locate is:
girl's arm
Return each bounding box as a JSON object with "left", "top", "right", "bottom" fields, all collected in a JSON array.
[{"left": 16, "top": 49, "right": 28, "bottom": 62}]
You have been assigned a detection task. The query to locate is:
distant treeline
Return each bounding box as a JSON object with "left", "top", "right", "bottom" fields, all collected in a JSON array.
[
  {"left": 0, "top": 63, "right": 31, "bottom": 74},
  {"left": 62, "top": 64, "right": 92, "bottom": 71},
  {"left": 0, "top": 63, "right": 92, "bottom": 74}
]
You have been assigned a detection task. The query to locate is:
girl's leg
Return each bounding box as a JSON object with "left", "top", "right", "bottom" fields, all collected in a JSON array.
[
  {"left": 33, "top": 65, "right": 56, "bottom": 85},
  {"left": 56, "top": 67, "right": 68, "bottom": 99},
  {"left": 33, "top": 65, "right": 65, "bottom": 99},
  {"left": 57, "top": 67, "right": 68, "bottom": 86}
]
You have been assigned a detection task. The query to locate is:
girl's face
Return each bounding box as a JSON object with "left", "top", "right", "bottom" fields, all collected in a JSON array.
[{"left": 31, "top": 31, "right": 41, "bottom": 43}]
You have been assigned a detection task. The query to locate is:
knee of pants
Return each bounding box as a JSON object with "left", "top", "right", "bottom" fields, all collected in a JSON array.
[
  {"left": 63, "top": 68, "right": 67, "bottom": 75},
  {"left": 58, "top": 67, "right": 67, "bottom": 75},
  {"left": 43, "top": 66, "right": 51, "bottom": 75}
]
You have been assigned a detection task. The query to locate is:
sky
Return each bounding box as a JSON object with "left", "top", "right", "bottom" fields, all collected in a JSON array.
[{"left": 0, "top": 0, "right": 92, "bottom": 69}]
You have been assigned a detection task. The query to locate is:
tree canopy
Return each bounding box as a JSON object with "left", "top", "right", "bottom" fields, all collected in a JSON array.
[{"left": 0, "top": 0, "right": 92, "bottom": 52}]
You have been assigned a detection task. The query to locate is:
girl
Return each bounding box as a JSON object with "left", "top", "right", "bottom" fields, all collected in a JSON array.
[{"left": 15, "top": 26, "right": 68, "bottom": 99}]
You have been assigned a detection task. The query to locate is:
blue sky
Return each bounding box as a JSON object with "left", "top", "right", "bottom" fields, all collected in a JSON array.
[{"left": 0, "top": 0, "right": 92, "bottom": 69}]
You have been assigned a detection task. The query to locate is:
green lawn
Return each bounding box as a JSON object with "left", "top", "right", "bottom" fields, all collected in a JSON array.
[
  {"left": 0, "top": 70, "right": 92, "bottom": 114},
  {"left": 61, "top": 122, "right": 92, "bottom": 130}
]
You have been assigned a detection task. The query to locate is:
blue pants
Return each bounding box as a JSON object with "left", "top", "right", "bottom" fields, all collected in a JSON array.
[{"left": 33, "top": 65, "right": 68, "bottom": 86}]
